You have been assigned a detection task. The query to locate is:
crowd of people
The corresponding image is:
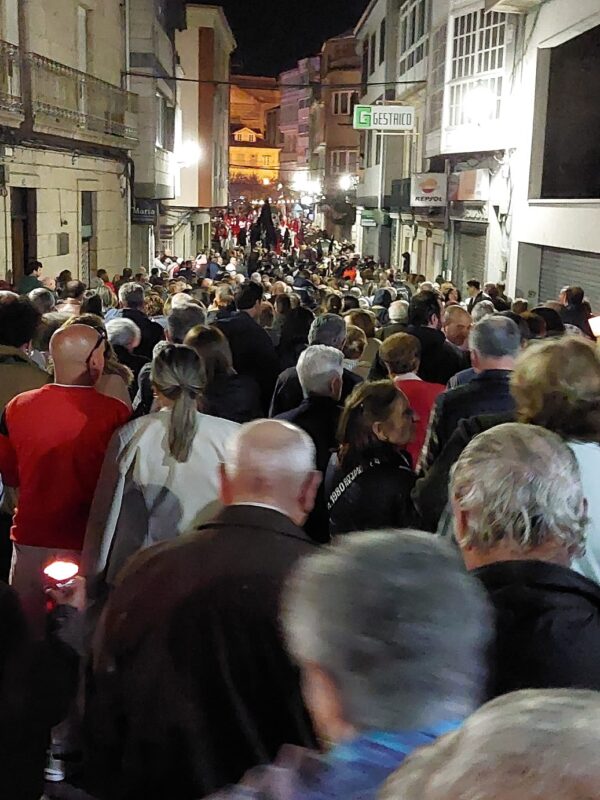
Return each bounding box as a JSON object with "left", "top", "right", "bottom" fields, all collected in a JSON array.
[{"left": 0, "top": 245, "right": 600, "bottom": 800}]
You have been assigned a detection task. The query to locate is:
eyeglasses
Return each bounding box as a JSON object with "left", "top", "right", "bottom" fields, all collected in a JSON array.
[{"left": 85, "top": 328, "right": 108, "bottom": 367}]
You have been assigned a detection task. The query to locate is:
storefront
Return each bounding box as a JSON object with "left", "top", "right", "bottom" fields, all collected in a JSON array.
[{"left": 539, "top": 246, "right": 600, "bottom": 309}]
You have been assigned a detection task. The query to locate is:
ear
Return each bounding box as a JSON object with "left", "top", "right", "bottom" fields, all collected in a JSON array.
[
  {"left": 219, "top": 463, "right": 233, "bottom": 506},
  {"left": 299, "top": 471, "right": 322, "bottom": 517},
  {"left": 330, "top": 374, "right": 343, "bottom": 401},
  {"left": 471, "top": 350, "right": 481, "bottom": 371},
  {"left": 302, "top": 662, "right": 355, "bottom": 744},
  {"left": 450, "top": 493, "right": 470, "bottom": 548},
  {"left": 372, "top": 420, "right": 388, "bottom": 443}
]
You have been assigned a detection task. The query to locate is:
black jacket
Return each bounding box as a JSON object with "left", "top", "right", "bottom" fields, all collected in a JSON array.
[
  {"left": 476, "top": 560, "right": 600, "bottom": 698},
  {"left": 216, "top": 312, "right": 280, "bottom": 414},
  {"left": 325, "top": 450, "right": 415, "bottom": 537},
  {"left": 467, "top": 291, "right": 491, "bottom": 314},
  {"left": 413, "top": 411, "right": 514, "bottom": 531},
  {"left": 121, "top": 308, "right": 164, "bottom": 361},
  {"left": 270, "top": 366, "right": 362, "bottom": 417},
  {"left": 203, "top": 372, "right": 262, "bottom": 424},
  {"left": 86, "top": 505, "right": 318, "bottom": 800},
  {"left": 377, "top": 322, "right": 408, "bottom": 341},
  {"left": 420, "top": 370, "right": 516, "bottom": 473},
  {"left": 113, "top": 344, "right": 150, "bottom": 399},
  {"left": 276, "top": 396, "right": 340, "bottom": 544},
  {"left": 560, "top": 304, "right": 594, "bottom": 338}
]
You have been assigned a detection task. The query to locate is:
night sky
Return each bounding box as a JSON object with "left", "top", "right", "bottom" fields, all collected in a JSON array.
[{"left": 219, "top": 0, "right": 369, "bottom": 76}]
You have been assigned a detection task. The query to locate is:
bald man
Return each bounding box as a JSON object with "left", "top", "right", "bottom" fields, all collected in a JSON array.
[
  {"left": 0, "top": 324, "right": 130, "bottom": 633},
  {"left": 87, "top": 421, "right": 321, "bottom": 800}
]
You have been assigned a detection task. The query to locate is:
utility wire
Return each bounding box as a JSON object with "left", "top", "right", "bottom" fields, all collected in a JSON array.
[{"left": 125, "top": 71, "right": 427, "bottom": 90}]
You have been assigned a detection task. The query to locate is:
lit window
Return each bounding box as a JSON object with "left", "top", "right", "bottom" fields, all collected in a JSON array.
[
  {"left": 398, "top": 0, "right": 428, "bottom": 77},
  {"left": 427, "top": 23, "right": 447, "bottom": 132}
]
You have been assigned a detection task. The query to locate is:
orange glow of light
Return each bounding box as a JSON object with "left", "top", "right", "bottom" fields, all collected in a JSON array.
[{"left": 43, "top": 561, "right": 79, "bottom": 582}]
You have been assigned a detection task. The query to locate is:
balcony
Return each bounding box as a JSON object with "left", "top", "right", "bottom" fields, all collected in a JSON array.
[
  {"left": 0, "top": 40, "right": 24, "bottom": 124},
  {"left": 29, "top": 53, "right": 138, "bottom": 146}
]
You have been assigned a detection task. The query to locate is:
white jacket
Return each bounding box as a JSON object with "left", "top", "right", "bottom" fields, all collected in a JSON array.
[{"left": 83, "top": 409, "right": 239, "bottom": 584}]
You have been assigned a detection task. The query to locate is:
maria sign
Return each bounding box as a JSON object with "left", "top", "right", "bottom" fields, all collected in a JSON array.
[{"left": 353, "top": 105, "right": 415, "bottom": 131}]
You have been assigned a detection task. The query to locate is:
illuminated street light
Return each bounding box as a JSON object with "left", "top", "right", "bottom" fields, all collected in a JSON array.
[
  {"left": 262, "top": 178, "right": 271, "bottom": 186},
  {"left": 462, "top": 84, "right": 497, "bottom": 126},
  {"left": 339, "top": 174, "right": 354, "bottom": 192},
  {"left": 175, "top": 140, "right": 202, "bottom": 167}
]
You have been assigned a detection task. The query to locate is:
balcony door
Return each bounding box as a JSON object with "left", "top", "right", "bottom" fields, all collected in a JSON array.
[{"left": 10, "top": 188, "right": 36, "bottom": 286}]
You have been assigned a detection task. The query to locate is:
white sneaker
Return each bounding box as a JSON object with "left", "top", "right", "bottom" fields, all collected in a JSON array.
[{"left": 44, "top": 751, "right": 66, "bottom": 783}]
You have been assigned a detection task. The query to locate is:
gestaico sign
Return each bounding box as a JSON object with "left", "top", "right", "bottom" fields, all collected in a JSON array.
[
  {"left": 410, "top": 173, "right": 448, "bottom": 207},
  {"left": 353, "top": 105, "right": 415, "bottom": 131}
]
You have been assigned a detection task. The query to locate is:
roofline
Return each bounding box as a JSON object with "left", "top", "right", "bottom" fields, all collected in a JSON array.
[
  {"left": 354, "top": 0, "right": 381, "bottom": 35},
  {"left": 185, "top": 4, "right": 237, "bottom": 50}
]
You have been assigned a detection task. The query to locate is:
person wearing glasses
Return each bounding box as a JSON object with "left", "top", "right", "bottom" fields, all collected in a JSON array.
[{"left": 0, "top": 324, "right": 130, "bottom": 635}]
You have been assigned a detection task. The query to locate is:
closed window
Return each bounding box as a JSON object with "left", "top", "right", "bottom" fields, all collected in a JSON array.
[
  {"left": 330, "top": 149, "right": 359, "bottom": 174},
  {"left": 370, "top": 33, "right": 376, "bottom": 74},
  {"left": 379, "top": 19, "right": 386, "bottom": 64},
  {"left": 332, "top": 91, "right": 358, "bottom": 116},
  {"left": 398, "top": 0, "right": 428, "bottom": 77}
]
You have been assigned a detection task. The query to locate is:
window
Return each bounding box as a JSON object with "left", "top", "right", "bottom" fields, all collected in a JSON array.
[
  {"left": 448, "top": 10, "right": 507, "bottom": 127},
  {"left": 427, "top": 23, "right": 447, "bottom": 132},
  {"left": 366, "top": 130, "right": 373, "bottom": 168},
  {"left": 234, "top": 129, "right": 257, "bottom": 142},
  {"left": 369, "top": 33, "right": 376, "bottom": 74},
  {"left": 375, "top": 133, "right": 382, "bottom": 166},
  {"left": 262, "top": 155, "right": 272, "bottom": 166},
  {"left": 398, "top": 0, "right": 428, "bottom": 77},
  {"left": 379, "top": 19, "right": 386, "bottom": 64},
  {"left": 332, "top": 90, "right": 358, "bottom": 116},
  {"left": 362, "top": 39, "right": 369, "bottom": 91},
  {"left": 155, "top": 92, "right": 166, "bottom": 148},
  {"left": 330, "top": 149, "right": 359, "bottom": 174}
]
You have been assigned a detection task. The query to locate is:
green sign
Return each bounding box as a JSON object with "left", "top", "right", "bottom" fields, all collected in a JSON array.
[{"left": 353, "top": 104, "right": 415, "bottom": 131}]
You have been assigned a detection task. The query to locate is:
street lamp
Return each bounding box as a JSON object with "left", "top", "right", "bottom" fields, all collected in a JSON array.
[
  {"left": 338, "top": 174, "right": 354, "bottom": 192},
  {"left": 175, "top": 140, "right": 203, "bottom": 168}
]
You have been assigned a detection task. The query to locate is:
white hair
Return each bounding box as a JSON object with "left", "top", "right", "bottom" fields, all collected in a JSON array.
[
  {"left": 388, "top": 300, "right": 409, "bottom": 324},
  {"left": 381, "top": 689, "right": 600, "bottom": 800},
  {"left": 471, "top": 299, "right": 495, "bottom": 323},
  {"left": 297, "top": 345, "right": 343, "bottom": 398},
  {"left": 283, "top": 530, "right": 491, "bottom": 731},
  {"left": 106, "top": 317, "right": 141, "bottom": 348},
  {"left": 450, "top": 423, "right": 587, "bottom": 556}
]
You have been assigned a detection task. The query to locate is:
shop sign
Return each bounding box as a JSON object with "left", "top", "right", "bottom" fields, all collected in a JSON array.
[
  {"left": 455, "top": 169, "right": 490, "bottom": 202},
  {"left": 353, "top": 105, "right": 415, "bottom": 131},
  {"left": 132, "top": 199, "right": 158, "bottom": 225},
  {"left": 411, "top": 173, "right": 447, "bottom": 207}
]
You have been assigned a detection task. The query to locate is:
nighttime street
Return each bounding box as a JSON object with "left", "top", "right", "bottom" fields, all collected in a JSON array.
[{"left": 1, "top": 1, "right": 600, "bottom": 799}]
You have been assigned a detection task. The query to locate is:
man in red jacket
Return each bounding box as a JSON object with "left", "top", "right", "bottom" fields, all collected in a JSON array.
[{"left": 0, "top": 324, "right": 130, "bottom": 634}]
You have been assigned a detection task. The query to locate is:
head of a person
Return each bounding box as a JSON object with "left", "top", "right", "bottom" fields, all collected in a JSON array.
[
  {"left": 511, "top": 337, "right": 600, "bottom": 443},
  {"left": 297, "top": 345, "right": 343, "bottom": 401},
  {"left": 121, "top": 267, "right": 133, "bottom": 281},
  {"left": 274, "top": 293, "right": 292, "bottom": 318},
  {"left": 471, "top": 299, "right": 495, "bottom": 324},
  {"left": 381, "top": 689, "right": 600, "bottom": 800},
  {"left": 271, "top": 280, "right": 287, "bottom": 296},
  {"left": 97, "top": 269, "right": 109, "bottom": 282},
  {"left": 565, "top": 286, "right": 585, "bottom": 307},
  {"left": 280, "top": 306, "right": 315, "bottom": 346},
  {"left": 466, "top": 279, "right": 481, "bottom": 298},
  {"left": 184, "top": 324, "right": 234, "bottom": 384},
  {"left": 443, "top": 306, "right": 472, "bottom": 348},
  {"left": 443, "top": 286, "right": 461, "bottom": 305},
  {"left": 118, "top": 282, "right": 145, "bottom": 311},
  {"left": 151, "top": 344, "right": 206, "bottom": 463},
  {"left": 215, "top": 284, "right": 235, "bottom": 309},
  {"left": 388, "top": 299, "right": 409, "bottom": 325},
  {"left": 308, "top": 313, "right": 347, "bottom": 351},
  {"left": 106, "top": 318, "right": 141, "bottom": 353},
  {"left": 219, "top": 419, "right": 321, "bottom": 527},
  {"left": 63, "top": 280, "right": 86, "bottom": 301},
  {"left": 343, "top": 325, "right": 367, "bottom": 361},
  {"left": 81, "top": 291, "right": 103, "bottom": 317},
  {"left": 341, "top": 294, "right": 360, "bottom": 313},
  {"left": 512, "top": 298, "right": 529, "bottom": 314},
  {"left": 532, "top": 306, "right": 565, "bottom": 337},
  {"left": 144, "top": 293, "right": 165, "bottom": 318},
  {"left": 50, "top": 322, "right": 108, "bottom": 386},
  {"left": 0, "top": 295, "right": 41, "bottom": 350},
  {"left": 235, "top": 282, "right": 263, "bottom": 319},
  {"left": 450, "top": 423, "right": 587, "bottom": 571},
  {"left": 468, "top": 316, "right": 520, "bottom": 372},
  {"left": 25, "top": 259, "right": 42, "bottom": 278},
  {"left": 283, "top": 530, "right": 491, "bottom": 744},
  {"left": 380, "top": 333, "right": 421, "bottom": 377},
  {"left": 520, "top": 311, "right": 547, "bottom": 339},
  {"left": 28, "top": 287, "right": 56, "bottom": 315},
  {"left": 338, "top": 380, "right": 414, "bottom": 469},
  {"left": 325, "top": 293, "right": 343, "bottom": 316},
  {"left": 408, "top": 290, "right": 443, "bottom": 330},
  {"left": 484, "top": 282, "right": 499, "bottom": 300},
  {"left": 258, "top": 300, "right": 275, "bottom": 329},
  {"left": 345, "top": 309, "right": 376, "bottom": 340},
  {"left": 166, "top": 303, "right": 206, "bottom": 344}
]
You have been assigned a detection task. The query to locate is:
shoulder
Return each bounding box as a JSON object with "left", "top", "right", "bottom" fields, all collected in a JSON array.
[
  {"left": 5, "top": 384, "right": 49, "bottom": 413},
  {"left": 197, "top": 412, "right": 240, "bottom": 437}
]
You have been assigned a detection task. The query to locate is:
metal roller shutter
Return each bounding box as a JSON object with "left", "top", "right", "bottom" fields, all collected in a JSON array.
[
  {"left": 453, "top": 222, "right": 487, "bottom": 293},
  {"left": 539, "top": 247, "right": 600, "bottom": 311}
]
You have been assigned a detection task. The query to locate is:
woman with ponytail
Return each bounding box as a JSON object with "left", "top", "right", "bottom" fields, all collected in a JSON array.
[
  {"left": 83, "top": 344, "right": 240, "bottom": 588},
  {"left": 324, "top": 380, "right": 417, "bottom": 536}
]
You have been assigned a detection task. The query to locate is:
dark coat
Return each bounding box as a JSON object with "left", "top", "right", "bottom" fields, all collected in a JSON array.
[
  {"left": 560, "top": 304, "right": 594, "bottom": 338},
  {"left": 270, "top": 366, "right": 362, "bottom": 418},
  {"left": 112, "top": 344, "right": 150, "bottom": 399},
  {"left": 203, "top": 373, "right": 262, "bottom": 424},
  {"left": 466, "top": 291, "right": 491, "bottom": 314},
  {"left": 85, "top": 505, "right": 318, "bottom": 800},
  {"left": 276, "top": 396, "right": 340, "bottom": 543},
  {"left": 216, "top": 312, "right": 280, "bottom": 414},
  {"left": 132, "top": 361, "right": 153, "bottom": 416},
  {"left": 325, "top": 450, "right": 415, "bottom": 537},
  {"left": 377, "top": 322, "right": 408, "bottom": 342},
  {"left": 121, "top": 308, "right": 165, "bottom": 361},
  {"left": 419, "top": 370, "right": 516, "bottom": 473},
  {"left": 476, "top": 560, "right": 600, "bottom": 698},
  {"left": 413, "top": 411, "right": 514, "bottom": 531}
]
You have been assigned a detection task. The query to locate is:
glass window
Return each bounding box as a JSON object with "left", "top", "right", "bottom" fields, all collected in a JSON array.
[
  {"left": 398, "top": 0, "right": 429, "bottom": 77},
  {"left": 370, "top": 33, "right": 376, "bottom": 74},
  {"left": 375, "top": 133, "right": 382, "bottom": 166},
  {"left": 155, "top": 92, "right": 165, "bottom": 148},
  {"left": 379, "top": 19, "right": 386, "bottom": 64}
]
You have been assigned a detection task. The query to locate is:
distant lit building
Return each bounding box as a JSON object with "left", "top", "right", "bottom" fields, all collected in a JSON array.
[
  {"left": 229, "top": 126, "right": 281, "bottom": 200},
  {"left": 279, "top": 57, "right": 321, "bottom": 188}
]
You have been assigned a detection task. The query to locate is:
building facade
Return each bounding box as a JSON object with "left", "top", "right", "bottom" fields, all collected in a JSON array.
[
  {"left": 279, "top": 57, "right": 320, "bottom": 189},
  {"left": 0, "top": 0, "right": 137, "bottom": 284},
  {"left": 163, "top": 3, "right": 235, "bottom": 258}
]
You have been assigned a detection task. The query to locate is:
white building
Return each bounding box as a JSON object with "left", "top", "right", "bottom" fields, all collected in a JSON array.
[
  {"left": 0, "top": 0, "right": 137, "bottom": 284},
  {"left": 279, "top": 57, "right": 320, "bottom": 189}
]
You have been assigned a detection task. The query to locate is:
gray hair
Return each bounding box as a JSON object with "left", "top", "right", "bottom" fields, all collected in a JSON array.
[
  {"left": 283, "top": 530, "right": 491, "bottom": 731},
  {"left": 106, "top": 318, "right": 141, "bottom": 349},
  {"left": 381, "top": 689, "right": 600, "bottom": 800},
  {"left": 451, "top": 423, "right": 586, "bottom": 557},
  {"left": 471, "top": 299, "right": 495, "bottom": 323},
  {"left": 151, "top": 344, "right": 205, "bottom": 463},
  {"left": 297, "top": 345, "right": 343, "bottom": 398},
  {"left": 388, "top": 299, "right": 409, "bottom": 324},
  {"left": 28, "top": 287, "right": 56, "bottom": 314},
  {"left": 118, "top": 282, "right": 145, "bottom": 309},
  {"left": 167, "top": 304, "right": 207, "bottom": 344},
  {"left": 469, "top": 315, "right": 520, "bottom": 358},
  {"left": 308, "top": 313, "right": 346, "bottom": 349}
]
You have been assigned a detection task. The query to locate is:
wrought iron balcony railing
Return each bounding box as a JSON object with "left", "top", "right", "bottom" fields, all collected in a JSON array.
[
  {"left": 0, "top": 40, "right": 23, "bottom": 115},
  {"left": 28, "top": 52, "right": 138, "bottom": 141}
]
